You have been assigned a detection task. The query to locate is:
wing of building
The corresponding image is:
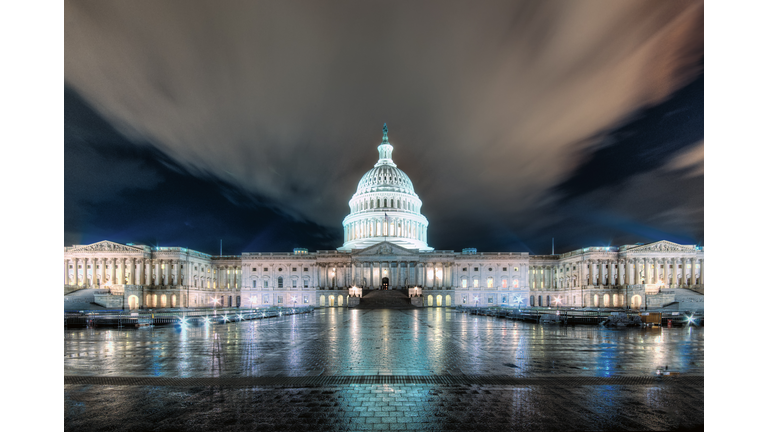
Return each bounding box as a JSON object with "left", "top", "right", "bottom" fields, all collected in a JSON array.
[{"left": 64, "top": 125, "right": 704, "bottom": 311}]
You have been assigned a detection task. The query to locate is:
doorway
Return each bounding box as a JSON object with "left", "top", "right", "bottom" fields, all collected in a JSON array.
[{"left": 382, "top": 277, "right": 389, "bottom": 290}]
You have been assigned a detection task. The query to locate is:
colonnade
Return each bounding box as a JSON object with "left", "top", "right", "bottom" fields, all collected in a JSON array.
[
  {"left": 344, "top": 218, "right": 427, "bottom": 243},
  {"left": 548, "top": 256, "right": 704, "bottom": 289}
]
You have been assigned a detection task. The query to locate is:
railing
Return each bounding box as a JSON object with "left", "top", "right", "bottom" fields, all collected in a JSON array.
[
  {"left": 455, "top": 306, "right": 703, "bottom": 326},
  {"left": 64, "top": 306, "right": 315, "bottom": 328}
]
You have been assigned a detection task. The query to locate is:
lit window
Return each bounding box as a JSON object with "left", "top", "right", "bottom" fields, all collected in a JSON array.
[
  {"left": 514, "top": 267, "right": 518, "bottom": 272},
  {"left": 502, "top": 280, "right": 507, "bottom": 288},
  {"left": 473, "top": 279, "right": 479, "bottom": 288},
  {"left": 487, "top": 277, "right": 493, "bottom": 288},
  {"left": 462, "top": 279, "right": 467, "bottom": 288},
  {"left": 513, "top": 279, "right": 519, "bottom": 288}
]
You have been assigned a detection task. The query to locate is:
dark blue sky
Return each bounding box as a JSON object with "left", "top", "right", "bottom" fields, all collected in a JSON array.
[{"left": 64, "top": 1, "right": 703, "bottom": 255}]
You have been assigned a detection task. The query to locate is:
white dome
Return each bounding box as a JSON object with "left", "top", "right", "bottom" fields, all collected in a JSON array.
[
  {"left": 355, "top": 165, "right": 415, "bottom": 195},
  {"left": 339, "top": 124, "right": 432, "bottom": 252}
]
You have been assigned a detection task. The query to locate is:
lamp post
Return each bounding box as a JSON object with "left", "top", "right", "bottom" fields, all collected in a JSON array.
[
  {"left": 292, "top": 295, "right": 297, "bottom": 309},
  {"left": 474, "top": 296, "right": 479, "bottom": 308},
  {"left": 210, "top": 297, "right": 220, "bottom": 316},
  {"left": 554, "top": 296, "right": 562, "bottom": 311}
]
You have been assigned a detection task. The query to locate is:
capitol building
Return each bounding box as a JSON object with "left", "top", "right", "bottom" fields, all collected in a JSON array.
[{"left": 64, "top": 126, "right": 704, "bottom": 311}]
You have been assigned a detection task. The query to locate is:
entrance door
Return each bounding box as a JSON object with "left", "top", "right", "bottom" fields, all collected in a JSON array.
[{"left": 382, "top": 277, "right": 389, "bottom": 290}]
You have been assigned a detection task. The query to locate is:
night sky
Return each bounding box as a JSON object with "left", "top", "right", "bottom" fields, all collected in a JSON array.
[{"left": 64, "top": 0, "right": 703, "bottom": 255}]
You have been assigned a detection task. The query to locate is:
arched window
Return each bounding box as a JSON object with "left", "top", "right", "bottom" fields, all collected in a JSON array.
[
  {"left": 546, "top": 295, "right": 550, "bottom": 307},
  {"left": 512, "top": 279, "right": 519, "bottom": 288},
  {"left": 278, "top": 276, "right": 283, "bottom": 288},
  {"left": 538, "top": 295, "right": 542, "bottom": 307},
  {"left": 487, "top": 277, "right": 493, "bottom": 288},
  {"left": 376, "top": 199, "right": 380, "bottom": 208},
  {"left": 253, "top": 280, "right": 257, "bottom": 288},
  {"left": 530, "top": 295, "right": 535, "bottom": 306}
]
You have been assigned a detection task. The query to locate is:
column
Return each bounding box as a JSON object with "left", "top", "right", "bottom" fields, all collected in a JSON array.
[
  {"left": 586, "top": 261, "right": 592, "bottom": 286},
  {"left": 64, "top": 259, "right": 69, "bottom": 285},
  {"left": 682, "top": 258, "right": 689, "bottom": 287},
  {"left": 700, "top": 259, "right": 704, "bottom": 286}
]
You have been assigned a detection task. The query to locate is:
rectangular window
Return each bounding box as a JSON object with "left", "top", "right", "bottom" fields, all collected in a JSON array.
[
  {"left": 263, "top": 294, "right": 269, "bottom": 304},
  {"left": 303, "top": 296, "right": 309, "bottom": 304},
  {"left": 474, "top": 267, "right": 478, "bottom": 272},
  {"left": 304, "top": 268, "right": 308, "bottom": 272},
  {"left": 502, "top": 280, "right": 507, "bottom": 288},
  {"left": 461, "top": 279, "right": 467, "bottom": 288},
  {"left": 292, "top": 280, "right": 297, "bottom": 287},
  {"left": 502, "top": 267, "right": 507, "bottom": 271},
  {"left": 253, "top": 280, "right": 257, "bottom": 288},
  {"left": 462, "top": 295, "right": 467, "bottom": 304},
  {"left": 502, "top": 296, "right": 507, "bottom": 303},
  {"left": 252, "top": 268, "right": 257, "bottom": 272},
  {"left": 462, "top": 268, "right": 467, "bottom": 271},
  {"left": 487, "top": 278, "right": 493, "bottom": 288},
  {"left": 488, "top": 296, "right": 494, "bottom": 304},
  {"left": 292, "top": 268, "right": 297, "bottom": 272},
  {"left": 278, "top": 296, "right": 283, "bottom": 304},
  {"left": 304, "top": 280, "right": 309, "bottom": 288},
  {"left": 473, "top": 279, "right": 479, "bottom": 288},
  {"left": 264, "top": 280, "right": 268, "bottom": 288},
  {"left": 264, "top": 267, "right": 268, "bottom": 271}
]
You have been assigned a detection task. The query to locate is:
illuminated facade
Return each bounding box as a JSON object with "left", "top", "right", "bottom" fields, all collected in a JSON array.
[{"left": 64, "top": 126, "right": 704, "bottom": 310}]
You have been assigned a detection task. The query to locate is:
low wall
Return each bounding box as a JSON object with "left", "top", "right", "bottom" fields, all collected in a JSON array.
[
  {"left": 94, "top": 294, "right": 124, "bottom": 309},
  {"left": 410, "top": 296, "right": 423, "bottom": 307}
]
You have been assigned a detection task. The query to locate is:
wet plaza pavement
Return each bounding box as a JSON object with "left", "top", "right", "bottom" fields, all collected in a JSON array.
[{"left": 65, "top": 308, "right": 704, "bottom": 431}]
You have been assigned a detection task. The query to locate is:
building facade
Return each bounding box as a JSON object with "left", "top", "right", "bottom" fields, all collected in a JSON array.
[{"left": 64, "top": 126, "right": 704, "bottom": 310}]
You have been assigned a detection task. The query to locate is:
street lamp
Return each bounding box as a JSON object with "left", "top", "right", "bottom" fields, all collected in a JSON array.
[
  {"left": 554, "top": 296, "right": 562, "bottom": 310},
  {"left": 210, "top": 297, "right": 220, "bottom": 315},
  {"left": 292, "top": 295, "right": 297, "bottom": 309},
  {"left": 474, "top": 296, "right": 479, "bottom": 308}
]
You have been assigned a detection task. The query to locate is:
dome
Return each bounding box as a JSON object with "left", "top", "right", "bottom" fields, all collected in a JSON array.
[
  {"left": 355, "top": 165, "right": 415, "bottom": 195},
  {"left": 338, "top": 124, "right": 432, "bottom": 252}
]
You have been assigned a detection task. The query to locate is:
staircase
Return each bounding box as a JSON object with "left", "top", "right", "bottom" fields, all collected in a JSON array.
[{"left": 356, "top": 289, "right": 415, "bottom": 309}]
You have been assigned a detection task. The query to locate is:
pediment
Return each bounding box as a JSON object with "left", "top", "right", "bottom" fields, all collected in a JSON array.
[
  {"left": 69, "top": 240, "right": 145, "bottom": 254},
  {"left": 353, "top": 242, "right": 418, "bottom": 257},
  {"left": 627, "top": 240, "right": 696, "bottom": 254}
]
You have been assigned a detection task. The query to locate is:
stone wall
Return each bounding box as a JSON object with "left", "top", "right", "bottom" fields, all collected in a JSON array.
[{"left": 94, "top": 294, "right": 124, "bottom": 309}]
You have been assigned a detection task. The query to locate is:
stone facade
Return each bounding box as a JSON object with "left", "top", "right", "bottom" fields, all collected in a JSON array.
[{"left": 64, "top": 239, "right": 703, "bottom": 310}]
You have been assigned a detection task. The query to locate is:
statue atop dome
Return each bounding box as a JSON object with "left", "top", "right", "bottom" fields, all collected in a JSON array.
[{"left": 382, "top": 123, "right": 389, "bottom": 144}]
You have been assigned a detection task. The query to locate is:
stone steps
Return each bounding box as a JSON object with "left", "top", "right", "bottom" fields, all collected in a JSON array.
[{"left": 357, "top": 290, "right": 414, "bottom": 309}]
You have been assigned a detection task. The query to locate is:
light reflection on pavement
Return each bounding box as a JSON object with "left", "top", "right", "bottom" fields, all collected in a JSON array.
[
  {"left": 65, "top": 308, "right": 703, "bottom": 378},
  {"left": 64, "top": 308, "right": 704, "bottom": 431}
]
